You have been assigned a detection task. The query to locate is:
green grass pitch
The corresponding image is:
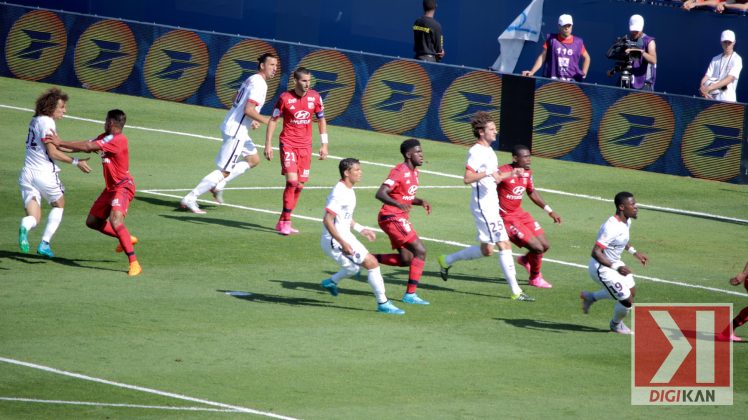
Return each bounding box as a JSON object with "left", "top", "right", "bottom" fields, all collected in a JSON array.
[{"left": 1, "top": 76, "right": 746, "bottom": 419}]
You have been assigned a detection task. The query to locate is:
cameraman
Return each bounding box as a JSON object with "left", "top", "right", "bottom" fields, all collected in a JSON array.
[
  {"left": 699, "top": 30, "right": 742, "bottom": 103},
  {"left": 617, "top": 15, "right": 657, "bottom": 90}
]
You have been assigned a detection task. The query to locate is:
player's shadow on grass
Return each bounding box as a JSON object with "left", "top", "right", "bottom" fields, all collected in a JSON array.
[
  {"left": 495, "top": 317, "right": 609, "bottom": 334},
  {"left": 0, "top": 250, "right": 120, "bottom": 272},
  {"left": 217, "top": 288, "right": 365, "bottom": 312},
  {"left": 387, "top": 268, "right": 512, "bottom": 299},
  {"left": 160, "top": 214, "right": 276, "bottom": 233},
  {"left": 271, "top": 278, "right": 374, "bottom": 298}
]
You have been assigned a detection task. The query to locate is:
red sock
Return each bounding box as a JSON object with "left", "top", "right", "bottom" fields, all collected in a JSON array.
[
  {"left": 98, "top": 221, "right": 118, "bottom": 238},
  {"left": 527, "top": 252, "right": 543, "bottom": 277},
  {"left": 280, "top": 181, "right": 298, "bottom": 222},
  {"left": 734, "top": 306, "right": 748, "bottom": 330},
  {"left": 114, "top": 224, "right": 137, "bottom": 262},
  {"left": 376, "top": 253, "right": 403, "bottom": 266},
  {"left": 406, "top": 257, "right": 425, "bottom": 294}
]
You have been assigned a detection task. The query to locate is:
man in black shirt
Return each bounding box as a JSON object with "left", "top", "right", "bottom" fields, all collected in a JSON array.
[{"left": 413, "top": 0, "right": 444, "bottom": 62}]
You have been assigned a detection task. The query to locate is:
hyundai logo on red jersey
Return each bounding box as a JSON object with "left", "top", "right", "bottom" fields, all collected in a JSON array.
[{"left": 294, "top": 110, "right": 310, "bottom": 119}]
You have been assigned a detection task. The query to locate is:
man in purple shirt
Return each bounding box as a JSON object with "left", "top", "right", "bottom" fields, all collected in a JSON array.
[
  {"left": 624, "top": 14, "right": 657, "bottom": 90},
  {"left": 522, "top": 14, "right": 590, "bottom": 82}
]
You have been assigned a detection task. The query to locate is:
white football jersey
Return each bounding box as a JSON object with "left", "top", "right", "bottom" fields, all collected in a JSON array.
[
  {"left": 466, "top": 143, "right": 499, "bottom": 212},
  {"left": 24, "top": 115, "right": 59, "bottom": 173},
  {"left": 221, "top": 73, "right": 268, "bottom": 140},
  {"left": 322, "top": 181, "right": 356, "bottom": 244},
  {"left": 594, "top": 215, "right": 632, "bottom": 263}
]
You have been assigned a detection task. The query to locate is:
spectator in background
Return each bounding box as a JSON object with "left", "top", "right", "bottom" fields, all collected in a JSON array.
[
  {"left": 699, "top": 30, "right": 742, "bottom": 102},
  {"left": 683, "top": 0, "right": 723, "bottom": 11},
  {"left": 624, "top": 14, "right": 657, "bottom": 91},
  {"left": 522, "top": 14, "right": 590, "bottom": 82},
  {"left": 413, "top": 0, "right": 445, "bottom": 62},
  {"left": 718, "top": 1, "right": 748, "bottom": 13}
]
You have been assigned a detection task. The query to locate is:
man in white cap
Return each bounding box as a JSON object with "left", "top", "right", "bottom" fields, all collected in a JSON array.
[
  {"left": 522, "top": 13, "right": 590, "bottom": 82},
  {"left": 620, "top": 14, "right": 657, "bottom": 90},
  {"left": 699, "top": 30, "right": 742, "bottom": 102}
]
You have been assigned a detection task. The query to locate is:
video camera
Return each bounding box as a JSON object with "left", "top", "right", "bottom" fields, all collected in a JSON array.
[{"left": 606, "top": 36, "right": 642, "bottom": 88}]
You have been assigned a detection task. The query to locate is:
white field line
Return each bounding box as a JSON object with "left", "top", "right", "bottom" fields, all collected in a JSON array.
[
  {"left": 147, "top": 189, "right": 748, "bottom": 298},
  {"left": 2, "top": 104, "right": 745, "bottom": 224},
  {"left": 0, "top": 357, "right": 299, "bottom": 420},
  {"left": 0, "top": 397, "right": 239, "bottom": 413}
]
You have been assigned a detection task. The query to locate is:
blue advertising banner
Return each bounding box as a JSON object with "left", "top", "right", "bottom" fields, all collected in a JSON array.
[{"left": 1, "top": 4, "right": 745, "bottom": 183}]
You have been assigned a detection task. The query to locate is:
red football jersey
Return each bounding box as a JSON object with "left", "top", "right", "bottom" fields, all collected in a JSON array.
[
  {"left": 378, "top": 162, "right": 419, "bottom": 219},
  {"left": 498, "top": 164, "right": 533, "bottom": 215},
  {"left": 94, "top": 132, "right": 134, "bottom": 191},
  {"left": 271, "top": 89, "right": 324, "bottom": 148}
]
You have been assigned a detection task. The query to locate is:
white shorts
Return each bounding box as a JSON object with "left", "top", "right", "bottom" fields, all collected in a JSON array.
[
  {"left": 588, "top": 258, "right": 635, "bottom": 301},
  {"left": 18, "top": 167, "right": 65, "bottom": 206},
  {"left": 472, "top": 206, "right": 508, "bottom": 244},
  {"left": 321, "top": 234, "right": 369, "bottom": 268},
  {"left": 215, "top": 133, "right": 258, "bottom": 172}
]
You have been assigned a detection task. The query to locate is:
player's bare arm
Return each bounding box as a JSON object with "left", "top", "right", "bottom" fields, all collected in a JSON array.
[
  {"left": 318, "top": 117, "right": 328, "bottom": 160},
  {"left": 44, "top": 132, "right": 101, "bottom": 153},
  {"left": 626, "top": 244, "right": 648, "bottom": 266},
  {"left": 592, "top": 244, "right": 632, "bottom": 276},
  {"left": 43, "top": 140, "right": 91, "bottom": 173},
  {"left": 323, "top": 212, "right": 353, "bottom": 255},
  {"left": 351, "top": 219, "right": 376, "bottom": 242},
  {"left": 264, "top": 118, "right": 278, "bottom": 161},
  {"left": 463, "top": 167, "right": 494, "bottom": 184},
  {"left": 729, "top": 261, "right": 748, "bottom": 285},
  {"left": 528, "top": 190, "right": 562, "bottom": 224},
  {"left": 375, "top": 184, "right": 409, "bottom": 211},
  {"left": 413, "top": 197, "right": 431, "bottom": 215}
]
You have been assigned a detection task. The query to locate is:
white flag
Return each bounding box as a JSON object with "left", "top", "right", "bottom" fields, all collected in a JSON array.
[{"left": 490, "top": 0, "right": 544, "bottom": 73}]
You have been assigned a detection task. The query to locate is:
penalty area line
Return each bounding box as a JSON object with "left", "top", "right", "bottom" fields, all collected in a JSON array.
[
  {"left": 0, "top": 357, "right": 299, "bottom": 420},
  {"left": 143, "top": 190, "right": 748, "bottom": 298}
]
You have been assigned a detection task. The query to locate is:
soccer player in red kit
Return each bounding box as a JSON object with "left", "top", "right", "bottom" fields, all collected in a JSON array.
[
  {"left": 717, "top": 260, "right": 748, "bottom": 342},
  {"left": 264, "top": 67, "right": 328, "bottom": 235},
  {"left": 45, "top": 110, "right": 141, "bottom": 276},
  {"left": 497, "top": 145, "right": 561, "bottom": 288},
  {"left": 374, "top": 139, "right": 432, "bottom": 305}
]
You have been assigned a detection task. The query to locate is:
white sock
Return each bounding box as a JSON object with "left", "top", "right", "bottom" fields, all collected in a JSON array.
[
  {"left": 592, "top": 289, "right": 612, "bottom": 301},
  {"left": 216, "top": 161, "right": 251, "bottom": 191},
  {"left": 498, "top": 249, "right": 522, "bottom": 295},
  {"left": 446, "top": 245, "right": 483, "bottom": 265},
  {"left": 41, "top": 207, "right": 64, "bottom": 243},
  {"left": 331, "top": 265, "right": 359, "bottom": 283},
  {"left": 187, "top": 170, "right": 225, "bottom": 199},
  {"left": 612, "top": 301, "right": 631, "bottom": 323},
  {"left": 367, "top": 266, "right": 388, "bottom": 304},
  {"left": 21, "top": 215, "right": 38, "bottom": 231}
]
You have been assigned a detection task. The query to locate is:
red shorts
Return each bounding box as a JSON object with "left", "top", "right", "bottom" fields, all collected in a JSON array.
[
  {"left": 502, "top": 210, "right": 543, "bottom": 248},
  {"left": 279, "top": 144, "right": 311, "bottom": 183},
  {"left": 89, "top": 183, "right": 135, "bottom": 220},
  {"left": 378, "top": 215, "right": 418, "bottom": 250}
]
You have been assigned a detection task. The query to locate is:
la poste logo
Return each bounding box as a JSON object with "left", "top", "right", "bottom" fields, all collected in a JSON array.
[{"left": 632, "top": 304, "right": 732, "bottom": 405}]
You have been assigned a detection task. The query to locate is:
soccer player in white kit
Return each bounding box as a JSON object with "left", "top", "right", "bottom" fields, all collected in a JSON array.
[
  {"left": 180, "top": 53, "right": 278, "bottom": 213},
  {"left": 436, "top": 112, "right": 534, "bottom": 302},
  {"left": 581, "top": 191, "right": 649, "bottom": 334},
  {"left": 320, "top": 158, "right": 404, "bottom": 315},
  {"left": 18, "top": 88, "right": 91, "bottom": 258}
]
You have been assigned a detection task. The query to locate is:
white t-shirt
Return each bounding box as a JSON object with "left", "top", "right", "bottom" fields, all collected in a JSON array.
[
  {"left": 594, "top": 215, "right": 632, "bottom": 264},
  {"left": 466, "top": 143, "right": 499, "bottom": 213},
  {"left": 704, "top": 51, "right": 742, "bottom": 103},
  {"left": 322, "top": 181, "right": 356, "bottom": 244},
  {"left": 24, "top": 115, "right": 59, "bottom": 173},
  {"left": 221, "top": 73, "right": 268, "bottom": 140}
]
